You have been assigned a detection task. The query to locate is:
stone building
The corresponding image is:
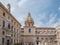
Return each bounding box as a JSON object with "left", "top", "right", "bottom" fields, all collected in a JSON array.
[
  {"left": 20, "top": 13, "right": 60, "bottom": 45},
  {"left": 0, "top": 2, "right": 60, "bottom": 45},
  {"left": 0, "top": 2, "right": 21, "bottom": 45}
]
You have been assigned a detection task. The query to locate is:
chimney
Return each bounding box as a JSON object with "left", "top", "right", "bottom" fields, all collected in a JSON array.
[{"left": 7, "top": 3, "right": 11, "bottom": 12}]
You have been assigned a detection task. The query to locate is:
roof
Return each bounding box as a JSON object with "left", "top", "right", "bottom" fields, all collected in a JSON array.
[{"left": 36, "top": 27, "right": 55, "bottom": 30}]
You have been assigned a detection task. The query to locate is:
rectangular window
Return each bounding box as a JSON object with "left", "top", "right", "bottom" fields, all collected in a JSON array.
[
  {"left": 8, "top": 16, "right": 10, "bottom": 19},
  {"left": 8, "top": 24, "right": 10, "bottom": 29},
  {"left": 2, "top": 38, "right": 4, "bottom": 44},
  {"left": 2, "top": 20, "right": 5, "bottom": 27}
]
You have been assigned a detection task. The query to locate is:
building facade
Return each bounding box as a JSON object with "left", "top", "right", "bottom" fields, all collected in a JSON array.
[
  {"left": 0, "top": 2, "right": 60, "bottom": 45},
  {"left": 20, "top": 13, "right": 60, "bottom": 45},
  {"left": 0, "top": 2, "right": 21, "bottom": 45}
]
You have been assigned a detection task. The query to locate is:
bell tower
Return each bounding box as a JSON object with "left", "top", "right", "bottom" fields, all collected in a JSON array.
[{"left": 25, "top": 12, "right": 34, "bottom": 27}]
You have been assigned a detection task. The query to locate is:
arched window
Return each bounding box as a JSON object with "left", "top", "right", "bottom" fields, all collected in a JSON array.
[
  {"left": 2, "top": 20, "right": 5, "bottom": 27},
  {"left": 29, "top": 28, "right": 31, "bottom": 33},
  {"left": 3, "top": 12, "right": 5, "bottom": 16},
  {"left": 2, "top": 31, "right": 5, "bottom": 35}
]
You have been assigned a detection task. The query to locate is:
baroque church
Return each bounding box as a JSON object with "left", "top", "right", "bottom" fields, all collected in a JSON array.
[{"left": 20, "top": 12, "right": 60, "bottom": 45}]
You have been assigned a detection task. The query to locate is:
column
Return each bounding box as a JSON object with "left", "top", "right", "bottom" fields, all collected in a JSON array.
[
  {"left": 38, "top": 42, "right": 40, "bottom": 45},
  {"left": 45, "top": 42, "right": 47, "bottom": 45}
]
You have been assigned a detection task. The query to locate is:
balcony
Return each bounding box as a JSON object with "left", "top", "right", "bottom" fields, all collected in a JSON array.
[
  {"left": 2, "top": 27, "right": 11, "bottom": 31},
  {"left": 2, "top": 27, "right": 12, "bottom": 37},
  {"left": 6, "top": 31, "right": 11, "bottom": 37}
]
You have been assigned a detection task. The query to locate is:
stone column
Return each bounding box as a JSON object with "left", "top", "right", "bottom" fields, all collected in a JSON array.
[
  {"left": 38, "top": 42, "right": 41, "bottom": 45},
  {"left": 45, "top": 42, "right": 47, "bottom": 45},
  {"left": 57, "top": 42, "right": 60, "bottom": 45}
]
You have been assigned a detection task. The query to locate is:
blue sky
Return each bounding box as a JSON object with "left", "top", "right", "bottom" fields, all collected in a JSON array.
[{"left": 0, "top": 0, "right": 60, "bottom": 27}]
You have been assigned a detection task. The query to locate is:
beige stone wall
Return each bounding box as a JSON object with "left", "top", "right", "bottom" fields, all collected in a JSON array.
[
  {"left": 56, "top": 26, "right": 60, "bottom": 45},
  {"left": 22, "top": 26, "right": 36, "bottom": 35},
  {"left": 21, "top": 26, "right": 57, "bottom": 45},
  {"left": 0, "top": 2, "right": 21, "bottom": 45}
]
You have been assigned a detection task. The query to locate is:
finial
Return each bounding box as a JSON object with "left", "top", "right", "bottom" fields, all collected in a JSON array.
[
  {"left": 28, "top": 12, "right": 31, "bottom": 16},
  {"left": 7, "top": 3, "right": 11, "bottom": 12}
]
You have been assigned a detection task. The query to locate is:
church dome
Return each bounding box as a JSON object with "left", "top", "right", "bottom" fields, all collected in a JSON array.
[{"left": 25, "top": 12, "right": 34, "bottom": 26}]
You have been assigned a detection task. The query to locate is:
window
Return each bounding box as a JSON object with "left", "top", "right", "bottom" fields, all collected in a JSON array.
[
  {"left": 35, "top": 31, "right": 37, "bottom": 34},
  {"left": 2, "top": 31, "right": 5, "bottom": 35},
  {"left": 2, "top": 38, "right": 4, "bottom": 44},
  {"left": 2, "top": 20, "right": 5, "bottom": 27},
  {"left": 8, "top": 16, "right": 10, "bottom": 19},
  {"left": 8, "top": 24, "right": 10, "bottom": 29},
  {"left": 37, "top": 37, "right": 39, "bottom": 39},
  {"left": 3, "top": 12, "right": 5, "bottom": 16},
  {"left": 11, "top": 25, "right": 13, "bottom": 30},
  {"left": 29, "top": 28, "right": 31, "bottom": 33}
]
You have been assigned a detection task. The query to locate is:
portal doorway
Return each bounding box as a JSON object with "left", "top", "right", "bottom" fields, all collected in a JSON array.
[{"left": 7, "top": 40, "right": 10, "bottom": 45}]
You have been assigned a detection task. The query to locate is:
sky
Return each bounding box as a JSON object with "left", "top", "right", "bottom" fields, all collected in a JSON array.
[{"left": 0, "top": 0, "right": 60, "bottom": 27}]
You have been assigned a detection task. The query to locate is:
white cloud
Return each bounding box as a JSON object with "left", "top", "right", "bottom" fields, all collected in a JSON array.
[
  {"left": 34, "top": 13, "right": 47, "bottom": 27},
  {"left": 16, "top": 14, "right": 27, "bottom": 26},
  {"left": 49, "top": 14, "right": 57, "bottom": 24},
  {"left": 46, "top": 13, "right": 57, "bottom": 27},
  {"left": 58, "top": 7, "right": 60, "bottom": 10},
  {"left": 51, "top": 18, "right": 60, "bottom": 27},
  {"left": 17, "top": 0, "right": 52, "bottom": 11},
  {"left": 11, "top": 6, "right": 15, "bottom": 13},
  {"left": 56, "top": 19, "right": 60, "bottom": 26},
  {"left": 18, "top": 0, "right": 28, "bottom": 7}
]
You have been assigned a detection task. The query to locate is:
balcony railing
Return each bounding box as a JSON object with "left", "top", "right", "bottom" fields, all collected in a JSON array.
[
  {"left": 2, "top": 27, "right": 10, "bottom": 31},
  {"left": 2, "top": 27, "right": 12, "bottom": 37}
]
